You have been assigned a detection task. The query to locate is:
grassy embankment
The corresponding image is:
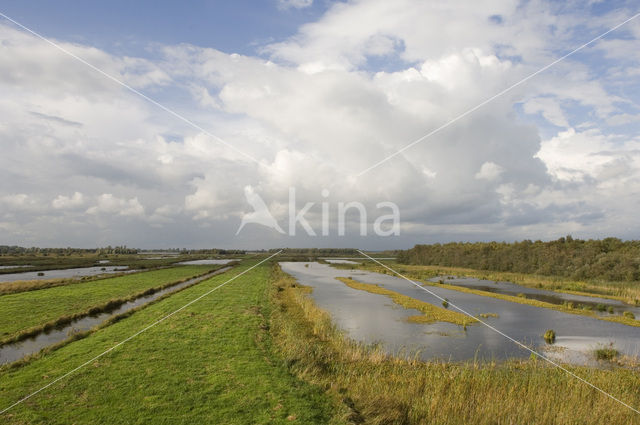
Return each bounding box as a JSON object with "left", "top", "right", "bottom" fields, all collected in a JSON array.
[
  {"left": 336, "top": 277, "right": 475, "bottom": 326},
  {"left": 335, "top": 262, "right": 640, "bottom": 328},
  {"left": 0, "top": 259, "right": 344, "bottom": 424},
  {"left": 0, "top": 265, "right": 225, "bottom": 345},
  {"left": 271, "top": 265, "right": 640, "bottom": 424}
]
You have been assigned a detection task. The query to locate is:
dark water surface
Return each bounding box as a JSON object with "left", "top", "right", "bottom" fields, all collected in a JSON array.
[{"left": 280, "top": 262, "right": 640, "bottom": 365}]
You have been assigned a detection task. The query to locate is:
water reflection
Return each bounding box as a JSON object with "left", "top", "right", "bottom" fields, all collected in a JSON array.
[
  {"left": 280, "top": 262, "right": 640, "bottom": 365},
  {"left": 428, "top": 276, "right": 640, "bottom": 317},
  {"left": 0, "top": 266, "right": 133, "bottom": 283},
  {"left": 0, "top": 266, "right": 231, "bottom": 365}
]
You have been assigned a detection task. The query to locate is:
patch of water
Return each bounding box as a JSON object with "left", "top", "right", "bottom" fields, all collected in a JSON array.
[
  {"left": 324, "top": 259, "right": 358, "bottom": 264},
  {"left": 280, "top": 262, "right": 640, "bottom": 365},
  {"left": 0, "top": 266, "right": 231, "bottom": 365},
  {"left": 428, "top": 276, "right": 640, "bottom": 317},
  {"left": 0, "top": 266, "right": 133, "bottom": 283}
]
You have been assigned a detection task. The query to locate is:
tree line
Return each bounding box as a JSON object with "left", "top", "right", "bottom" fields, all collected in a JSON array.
[{"left": 397, "top": 236, "right": 640, "bottom": 282}]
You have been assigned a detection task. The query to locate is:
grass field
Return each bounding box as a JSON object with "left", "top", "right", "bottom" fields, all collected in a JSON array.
[
  {"left": 0, "top": 259, "right": 344, "bottom": 424},
  {"left": 0, "top": 265, "right": 222, "bottom": 344},
  {"left": 3, "top": 259, "right": 640, "bottom": 424},
  {"left": 271, "top": 265, "right": 640, "bottom": 424}
]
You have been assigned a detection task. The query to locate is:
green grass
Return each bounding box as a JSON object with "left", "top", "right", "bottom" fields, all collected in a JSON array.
[
  {"left": 544, "top": 329, "right": 556, "bottom": 344},
  {"left": 0, "top": 260, "right": 343, "bottom": 424},
  {"left": 594, "top": 345, "right": 619, "bottom": 361},
  {"left": 272, "top": 265, "right": 640, "bottom": 425},
  {"left": 0, "top": 266, "right": 222, "bottom": 344},
  {"left": 336, "top": 277, "right": 475, "bottom": 326}
]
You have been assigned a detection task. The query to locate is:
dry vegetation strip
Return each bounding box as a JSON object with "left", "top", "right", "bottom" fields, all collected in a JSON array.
[
  {"left": 396, "top": 263, "right": 640, "bottom": 304},
  {"left": 336, "top": 277, "right": 475, "bottom": 326},
  {"left": 272, "top": 265, "right": 640, "bottom": 425}
]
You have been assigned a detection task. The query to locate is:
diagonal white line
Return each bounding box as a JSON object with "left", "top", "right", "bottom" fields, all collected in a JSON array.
[
  {"left": 355, "top": 11, "right": 640, "bottom": 177},
  {"left": 0, "top": 251, "right": 282, "bottom": 416},
  {"left": 0, "top": 11, "right": 262, "bottom": 166},
  {"left": 356, "top": 250, "right": 640, "bottom": 415}
]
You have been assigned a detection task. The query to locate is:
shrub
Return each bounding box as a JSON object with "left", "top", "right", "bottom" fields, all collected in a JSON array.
[
  {"left": 543, "top": 329, "right": 556, "bottom": 344},
  {"left": 594, "top": 344, "right": 619, "bottom": 361},
  {"left": 623, "top": 311, "right": 635, "bottom": 320}
]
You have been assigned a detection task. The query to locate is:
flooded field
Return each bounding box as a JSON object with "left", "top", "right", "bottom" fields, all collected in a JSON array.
[
  {"left": 0, "top": 266, "right": 132, "bottom": 283},
  {"left": 428, "top": 275, "right": 640, "bottom": 317},
  {"left": 0, "top": 267, "right": 231, "bottom": 365},
  {"left": 323, "top": 259, "right": 358, "bottom": 264},
  {"left": 280, "top": 262, "right": 640, "bottom": 365}
]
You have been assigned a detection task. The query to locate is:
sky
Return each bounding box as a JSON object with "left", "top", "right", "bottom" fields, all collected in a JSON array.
[{"left": 0, "top": 0, "right": 639, "bottom": 249}]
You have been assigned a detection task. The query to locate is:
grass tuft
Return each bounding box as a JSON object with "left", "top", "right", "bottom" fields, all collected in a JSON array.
[{"left": 543, "top": 329, "right": 556, "bottom": 344}]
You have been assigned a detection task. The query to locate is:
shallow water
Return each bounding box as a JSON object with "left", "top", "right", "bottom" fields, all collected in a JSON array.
[
  {"left": 0, "top": 266, "right": 231, "bottom": 365},
  {"left": 0, "top": 266, "right": 132, "bottom": 283},
  {"left": 324, "top": 259, "right": 358, "bottom": 264},
  {"left": 429, "top": 276, "right": 640, "bottom": 317},
  {"left": 280, "top": 262, "right": 640, "bottom": 365}
]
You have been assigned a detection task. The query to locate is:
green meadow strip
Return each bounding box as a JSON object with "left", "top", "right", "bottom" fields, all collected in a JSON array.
[
  {"left": 0, "top": 266, "right": 224, "bottom": 345},
  {"left": 0, "top": 260, "right": 342, "bottom": 424}
]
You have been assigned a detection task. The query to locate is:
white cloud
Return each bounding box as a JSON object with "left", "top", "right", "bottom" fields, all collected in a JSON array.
[
  {"left": 523, "top": 96, "right": 569, "bottom": 127},
  {"left": 535, "top": 128, "right": 640, "bottom": 183},
  {"left": 278, "top": 0, "right": 313, "bottom": 10},
  {"left": 86, "top": 194, "right": 145, "bottom": 217},
  {"left": 0, "top": 1, "right": 639, "bottom": 247},
  {"left": 475, "top": 162, "right": 505, "bottom": 181},
  {"left": 52, "top": 192, "right": 85, "bottom": 209}
]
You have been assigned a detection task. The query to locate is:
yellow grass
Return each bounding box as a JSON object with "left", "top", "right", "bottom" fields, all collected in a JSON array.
[
  {"left": 271, "top": 265, "right": 640, "bottom": 425},
  {"left": 336, "top": 277, "right": 475, "bottom": 326}
]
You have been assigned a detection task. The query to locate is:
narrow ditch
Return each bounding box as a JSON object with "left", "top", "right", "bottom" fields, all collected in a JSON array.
[{"left": 0, "top": 266, "right": 232, "bottom": 365}]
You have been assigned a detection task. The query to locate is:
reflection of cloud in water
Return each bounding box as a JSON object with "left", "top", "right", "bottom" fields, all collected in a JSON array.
[{"left": 280, "top": 262, "right": 640, "bottom": 365}]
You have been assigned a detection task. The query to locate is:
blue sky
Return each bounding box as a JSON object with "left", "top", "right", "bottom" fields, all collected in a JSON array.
[
  {"left": 0, "top": 0, "right": 639, "bottom": 249},
  {"left": 0, "top": 0, "right": 329, "bottom": 56}
]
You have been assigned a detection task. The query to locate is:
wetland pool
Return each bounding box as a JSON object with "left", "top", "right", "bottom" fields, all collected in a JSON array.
[{"left": 280, "top": 262, "right": 640, "bottom": 365}]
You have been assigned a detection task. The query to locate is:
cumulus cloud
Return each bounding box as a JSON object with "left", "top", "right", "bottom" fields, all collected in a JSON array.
[
  {"left": 0, "top": 0, "right": 639, "bottom": 247},
  {"left": 277, "top": 0, "right": 313, "bottom": 10},
  {"left": 52, "top": 192, "right": 85, "bottom": 209},
  {"left": 475, "top": 162, "right": 505, "bottom": 181},
  {"left": 86, "top": 194, "right": 145, "bottom": 217}
]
